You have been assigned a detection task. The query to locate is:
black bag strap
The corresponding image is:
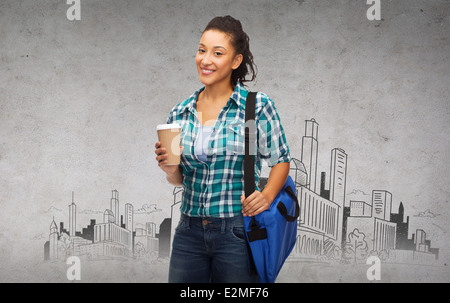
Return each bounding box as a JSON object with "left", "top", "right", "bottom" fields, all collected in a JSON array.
[
  {"left": 244, "top": 92, "right": 259, "bottom": 277},
  {"left": 244, "top": 92, "right": 257, "bottom": 199},
  {"left": 276, "top": 185, "right": 300, "bottom": 222}
]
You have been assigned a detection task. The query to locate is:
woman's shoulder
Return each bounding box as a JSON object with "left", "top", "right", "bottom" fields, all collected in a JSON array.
[
  {"left": 237, "top": 83, "right": 272, "bottom": 108},
  {"left": 169, "top": 88, "right": 203, "bottom": 115},
  {"left": 254, "top": 91, "right": 277, "bottom": 112}
]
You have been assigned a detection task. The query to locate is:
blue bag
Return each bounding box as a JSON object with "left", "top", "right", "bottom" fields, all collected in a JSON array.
[{"left": 243, "top": 92, "right": 299, "bottom": 283}]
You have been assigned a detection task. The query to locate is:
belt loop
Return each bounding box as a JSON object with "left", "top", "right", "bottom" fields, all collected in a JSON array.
[{"left": 221, "top": 218, "right": 226, "bottom": 234}]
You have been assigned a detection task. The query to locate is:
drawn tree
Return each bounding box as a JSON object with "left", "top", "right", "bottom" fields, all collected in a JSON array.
[
  {"left": 344, "top": 228, "right": 368, "bottom": 263},
  {"left": 323, "top": 238, "right": 342, "bottom": 260},
  {"left": 58, "top": 232, "right": 72, "bottom": 260},
  {"left": 377, "top": 249, "right": 389, "bottom": 261},
  {"left": 134, "top": 242, "right": 146, "bottom": 260}
]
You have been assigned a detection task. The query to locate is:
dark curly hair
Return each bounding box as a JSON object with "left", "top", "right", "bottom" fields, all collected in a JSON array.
[{"left": 203, "top": 15, "right": 257, "bottom": 86}]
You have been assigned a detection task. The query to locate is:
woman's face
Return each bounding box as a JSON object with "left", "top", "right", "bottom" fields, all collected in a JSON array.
[{"left": 195, "top": 30, "right": 243, "bottom": 87}]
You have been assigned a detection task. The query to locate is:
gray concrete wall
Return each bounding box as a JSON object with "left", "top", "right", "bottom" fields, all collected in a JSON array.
[{"left": 0, "top": 0, "right": 448, "bottom": 282}]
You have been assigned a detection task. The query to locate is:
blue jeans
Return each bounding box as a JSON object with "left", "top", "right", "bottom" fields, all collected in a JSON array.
[{"left": 169, "top": 214, "right": 259, "bottom": 283}]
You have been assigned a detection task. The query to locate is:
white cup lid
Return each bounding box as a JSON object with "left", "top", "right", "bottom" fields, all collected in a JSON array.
[{"left": 157, "top": 123, "right": 181, "bottom": 130}]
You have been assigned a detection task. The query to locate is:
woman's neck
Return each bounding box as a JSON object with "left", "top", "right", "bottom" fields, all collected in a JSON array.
[{"left": 200, "top": 81, "right": 234, "bottom": 105}]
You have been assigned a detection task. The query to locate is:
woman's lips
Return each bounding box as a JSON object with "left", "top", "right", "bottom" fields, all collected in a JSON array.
[{"left": 201, "top": 68, "right": 215, "bottom": 75}]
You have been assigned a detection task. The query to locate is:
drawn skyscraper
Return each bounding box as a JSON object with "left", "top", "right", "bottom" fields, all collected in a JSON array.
[
  {"left": 49, "top": 218, "right": 58, "bottom": 260},
  {"left": 301, "top": 118, "right": 319, "bottom": 193},
  {"left": 125, "top": 203, "right": 133, "bottom": 231},
  {"left": 110, "top": 190, "right": 120, "bottom": 225},
  {"left": 372, "top": 190, "right": 392, "bottom": 221},
  {"left": 69, "top": 192, "right": 76, "bottom": 237},
  {"left": 391, "top": 202, "right": 412, "bottom": 250},
  {"left": 104, "top": 209, "right": 115, "bottom": 224},
  {"left": 329, "top": 148, "right": 347, "bottom": 247},
  {"left": 415, "top": 229, "right": 427, "bottom": 252},
  {"left": 329, "top": 148, "right": 347, "bottom": 205}
]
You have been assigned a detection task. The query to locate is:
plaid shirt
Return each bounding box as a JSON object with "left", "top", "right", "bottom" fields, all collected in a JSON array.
[{"left": 166, "top": 83, "right": 291, "bottom": 218}]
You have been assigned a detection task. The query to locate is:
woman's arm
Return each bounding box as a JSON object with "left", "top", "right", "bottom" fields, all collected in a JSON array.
[
  {"left": 166, "top": 165, "right": 184, "bottom": 187},
  {"left": 241, "top": 161, "right": 290, "bottom": 217},
  {"left": 261, "top": 161, "right": 290, "bottom": 204},
  {"left": 155, "top": 141, "right": 184, "bottom": 187}
]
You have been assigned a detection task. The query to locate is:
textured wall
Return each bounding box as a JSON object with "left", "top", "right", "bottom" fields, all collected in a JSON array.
[{"left": 0, "top": 0, "right": 448, "bottom": 282}]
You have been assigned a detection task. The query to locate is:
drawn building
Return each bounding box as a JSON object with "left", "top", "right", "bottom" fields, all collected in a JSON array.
[
  {"left": 110, "top": 190, "right": 120, "bottom": 226},
  {"left": 146, "top": 223, "right": 159, "bottom": 254},
  {"left": 390, "top": 202, "right": 413, "bottom": 250},
  {"left": 125, "top": 203, "right": 133, "bottom": 231},
  {"left": 104, "top": 209, "right": 115, "bottom": 224},
  {"left": 78, "top": 190, "right": 133, "bottom": 258},
  {"left": 373, "top": 217, "right": 397, "bottom": 251},
  {"left": 87, "top": 221, "right": 132, "bottom": 257},
  {"left": 329, "top": 148, "right": 347, "bottom": 246},
  {"left": 372, "top": 190, "right": 392, "bottom": 221},
  {"left": 346, "top": 190, "right": 397, "bottom": 253},
  {"left": 387, "top": 228, "right": 440, "bottom": 264},
  {"left": 134, "top": 223, "right": 159, "bottom": 257},
  {"left": 80, "top": 219, "right": 96, "bottom": 242},
  {"left": 301, "top": 118, "right": 319, "bottom": 192},
  {"left": 49, "top": 218, "right": 59, "bottom": 261},
  {"left": 320, "top": 172, "right": 330, "bottom": 200},
  {"left": 166, "top": 186, "right": 183, "bottom": 257},
  {"left": 329, "top": 148, "right": 347, "bottom": 205},
  {"left": 293, "top": 186, "right": 341, "bottom": 257},
  {"left": 157, "top": 218, "right": 172, "bottom": 258},
  {"left": 290, "top": 120, "right": 344, "bottom": 258},
  {"left": 350, "top": 201, "right": 372, "bottom": 217},
  {"left": 289, "top": 158, "right": 308, "bottom": 188},
  {"left": 69, "top": 192, "right": 76, "bottom": 237}
]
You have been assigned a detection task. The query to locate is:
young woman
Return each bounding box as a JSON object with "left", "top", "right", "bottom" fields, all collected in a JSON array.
[{"left": 155, "top": 16, "right": 291, "bottom": 283}]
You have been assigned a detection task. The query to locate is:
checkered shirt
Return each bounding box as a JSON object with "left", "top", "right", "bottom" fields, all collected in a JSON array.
[{"left": 166, "top": 83, "right": 291, "bottom": 218}]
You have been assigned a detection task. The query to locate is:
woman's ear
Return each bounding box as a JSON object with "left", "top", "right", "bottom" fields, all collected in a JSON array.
[{"left": 232, "top": 54, "right": 243, "bottom": 70}]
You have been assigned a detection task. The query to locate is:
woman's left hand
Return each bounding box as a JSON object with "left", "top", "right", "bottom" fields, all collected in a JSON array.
[{"left": 240, "top": 191, "right": 272, "bottom": 217}]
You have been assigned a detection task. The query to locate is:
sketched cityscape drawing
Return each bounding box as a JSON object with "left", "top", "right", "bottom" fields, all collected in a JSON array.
[{"left": 44, "top": 118, "right": 439, "bottom": 266}]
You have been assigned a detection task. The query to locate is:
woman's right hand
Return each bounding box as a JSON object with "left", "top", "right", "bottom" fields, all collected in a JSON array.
[{"left": 154, "top": 141, "right": 183, "bottom": 176}]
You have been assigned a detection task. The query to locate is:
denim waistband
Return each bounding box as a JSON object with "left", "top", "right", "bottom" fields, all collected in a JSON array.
[{"left": 180, "top": 213, "right": 244, "bottom": 232}]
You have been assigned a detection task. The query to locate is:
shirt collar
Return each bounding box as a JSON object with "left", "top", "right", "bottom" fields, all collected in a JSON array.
[
  {"left": 230, "top": 82, "right": 248, "bottom": 111},
  {"left": 178, "top": 82, "right": 249, "bottom": 115}
]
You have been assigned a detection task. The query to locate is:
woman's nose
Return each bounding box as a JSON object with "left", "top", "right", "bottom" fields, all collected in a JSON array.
[{"left": 202, "top": 52, "right": 212, "bottom": 65}]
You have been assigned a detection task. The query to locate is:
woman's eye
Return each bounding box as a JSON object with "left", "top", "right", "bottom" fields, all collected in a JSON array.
[
  {"left": 198, "top": 49, "right": 205, "bottom": 53},
  {"left": 214, "top": 52, "right": 222, "bottom": 56}
]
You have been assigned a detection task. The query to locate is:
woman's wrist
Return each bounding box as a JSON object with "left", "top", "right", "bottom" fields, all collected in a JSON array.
[
  {"left": 261, "top": 187, "right": 276, "bottom": 205},
  {"left": 166, "top": 165, "right": 183, "bottom": 186}
]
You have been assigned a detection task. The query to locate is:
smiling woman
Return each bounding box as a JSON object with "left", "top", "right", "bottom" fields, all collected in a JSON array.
[
  {"left": 154, "top": 15, "right": 291, "bottom": 283},
  {"left": 200, "top": 16, "right": 256, "bottom": 86},
  {"left": 196, "top": 32, "right": 242, "bottom": 86}
]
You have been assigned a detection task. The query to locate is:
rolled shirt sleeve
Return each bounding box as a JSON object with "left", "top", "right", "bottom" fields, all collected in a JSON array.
[{"left": 256, "top": 93, "right": 291, "bottom": 167}]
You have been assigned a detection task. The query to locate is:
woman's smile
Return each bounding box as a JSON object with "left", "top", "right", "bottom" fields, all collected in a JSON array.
[{"left": 200, "top": 67, "right": 215, "bottom": 75}]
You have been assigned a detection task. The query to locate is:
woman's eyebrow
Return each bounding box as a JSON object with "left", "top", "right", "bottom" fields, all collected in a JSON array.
[{"left": 199, "top": 43, "right": 227, "bottom": 50}]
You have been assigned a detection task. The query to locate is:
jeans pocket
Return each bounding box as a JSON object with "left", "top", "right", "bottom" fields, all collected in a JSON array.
[
  {"left": 175, "top": 219, "right": 187, "bottom": 233},
  {"left": 230, "top": 226, "right": 246, "bottom": 242}
]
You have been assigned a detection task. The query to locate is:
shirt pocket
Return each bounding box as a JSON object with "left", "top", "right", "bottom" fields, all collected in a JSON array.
[{"left": 226, "top": 122, "right": 245, "bottom": 155}]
